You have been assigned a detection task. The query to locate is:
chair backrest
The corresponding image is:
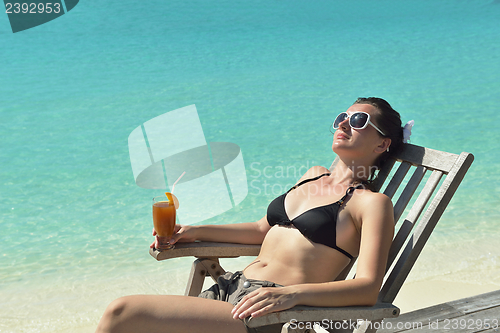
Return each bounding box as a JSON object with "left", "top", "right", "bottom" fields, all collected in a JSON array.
[{"left": 330, "top": 144, "right": 474, "bottom": 303}]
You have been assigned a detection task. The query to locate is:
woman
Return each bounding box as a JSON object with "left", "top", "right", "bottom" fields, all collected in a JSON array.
[{"left": 96, "top": 97, "right": 405, "bottom": 333}]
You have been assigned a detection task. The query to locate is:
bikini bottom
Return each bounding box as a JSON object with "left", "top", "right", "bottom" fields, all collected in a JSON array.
[{"left": 198, "top": 271, "right": 285, "bottom": 333}]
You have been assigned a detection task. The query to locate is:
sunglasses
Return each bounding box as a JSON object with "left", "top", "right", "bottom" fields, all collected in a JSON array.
[{"left": 332, "top": 112, "right": 386, "bottom": 136}]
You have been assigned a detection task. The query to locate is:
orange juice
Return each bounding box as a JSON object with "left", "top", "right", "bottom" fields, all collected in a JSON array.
[{"left": 153, "top": 201, "right": 176, "bottom": 238}]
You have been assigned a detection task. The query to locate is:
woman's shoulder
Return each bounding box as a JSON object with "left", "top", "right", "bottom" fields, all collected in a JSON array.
[
  {"left": 353, "top": 187, "right": 391, "bottom": 204},
  {"left": 351, "top": 189, "right": 394, "bottom": 218},
  {"left": 349, "top": 189, "right": 394, "bottom": 233}
]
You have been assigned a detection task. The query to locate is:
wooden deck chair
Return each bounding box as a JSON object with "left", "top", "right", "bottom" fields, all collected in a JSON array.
[{"left": 149, "top": 143, "right": 474, "bottom": 333}]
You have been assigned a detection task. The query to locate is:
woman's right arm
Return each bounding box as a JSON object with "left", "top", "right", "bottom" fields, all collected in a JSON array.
[{"left": 150, "top": 216, "right": 272, "bottom": 249}]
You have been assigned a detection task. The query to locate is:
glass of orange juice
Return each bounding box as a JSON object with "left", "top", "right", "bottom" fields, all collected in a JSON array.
[{"left": 152, "top": 193, "right": 177, "bottom": 250}]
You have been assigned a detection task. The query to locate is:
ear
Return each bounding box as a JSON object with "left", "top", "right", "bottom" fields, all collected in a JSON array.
[{"left": 374, "top": 138, "right": 391, "bottom": 154}]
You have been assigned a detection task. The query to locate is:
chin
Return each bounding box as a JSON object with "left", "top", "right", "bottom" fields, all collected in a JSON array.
[{"left": 332, "top": 143, "right": 348, "bottom": 153}]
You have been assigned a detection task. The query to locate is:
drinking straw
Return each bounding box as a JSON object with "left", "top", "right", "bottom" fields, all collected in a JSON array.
[{"left": 171, "top": 171, "right": 186, "bottom": 194}]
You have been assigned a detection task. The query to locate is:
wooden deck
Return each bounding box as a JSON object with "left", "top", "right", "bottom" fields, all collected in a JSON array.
[{"left": 379, "top": 289, "right": 500, "bottom": 333}]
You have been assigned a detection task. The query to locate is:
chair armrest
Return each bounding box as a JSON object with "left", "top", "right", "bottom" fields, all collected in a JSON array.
[
  {"left": 149, "top": 241, "right": 261, "bottom": 261},
  {"left": 244, "top": 303, "right": 400, "bottom": 328}
]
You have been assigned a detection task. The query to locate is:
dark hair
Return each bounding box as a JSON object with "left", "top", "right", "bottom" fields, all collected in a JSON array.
[{"left": 353, "top": 97, "right": 404, "bottom": 182}]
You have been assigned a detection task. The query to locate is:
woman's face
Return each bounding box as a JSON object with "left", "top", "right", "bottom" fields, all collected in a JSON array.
[{"left": 332, "top": 103, "right": 388, "bottom": 159}]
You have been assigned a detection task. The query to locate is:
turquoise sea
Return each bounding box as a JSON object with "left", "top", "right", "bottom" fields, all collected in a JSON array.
[{"left": 1, "top": 0, "right": 500, "bottom": 331}]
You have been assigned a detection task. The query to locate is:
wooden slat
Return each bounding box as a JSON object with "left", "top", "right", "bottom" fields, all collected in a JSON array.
[
  {"left": 378, "top": 304, "right": 460, "bottom": 333},
  {"left": 372, "top": 158, "right": 397, "bottom": 192},
  {"left": 244, "top": 303, "right": 400, "bottom": 328},
  {"left": 380, "top": 290, "right": 500, "bottom": 333},
  {"left": 185, "top": 259, "right": 209, "bottom": 296},
  {"left": 393, "top": 166, "right": 427, "bottom": 222},
  {"left": 149, "top": 242, "right": 261, "bottom": 261},
  {"left": 448, "top": 289, "right": 500, "bottom": 314},
  {"left": 380, "top": 152, "right": 474, "bottom": 303},
  {"left": 385, "top": 170, "right": 443, "bottom": 272},
  {"left": 481, "top": 325, "right": 500, "bottom": 333},
  {"left": 396, "top": 144, "right": 459, "bottom": 173},
  {"left": 184, "top": 258, "right": 226, "bottom": 296},
  {"left": 389, "top": 306, "right": 500, "bottom": 333},
  {"left": 384, "top": 219, "right": 414, "bottom": 276},
  {"left": 384, "top": 162, "right": 412, "bottom": 199},
  {"left": 403, "top": 170, "right": 443, "bottom": 229},
  {"left": 335, "top": 258, "right": 356, "bottom": 281}
]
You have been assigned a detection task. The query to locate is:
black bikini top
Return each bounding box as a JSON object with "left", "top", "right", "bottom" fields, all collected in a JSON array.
[{"left": 267, "top": 173, "right": 363, "bottom": 259}]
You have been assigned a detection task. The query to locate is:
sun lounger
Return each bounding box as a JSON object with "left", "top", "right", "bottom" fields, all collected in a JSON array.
[{"left": 150, "top": 143, "right": 474, "bottom": 333}]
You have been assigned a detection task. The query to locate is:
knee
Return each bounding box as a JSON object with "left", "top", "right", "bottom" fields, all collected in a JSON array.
[
  {"left": 106, "top": 297, "right": 129, "bottom": 318},
  {"left": 96, "top": 297, "right": 130, "bottom": 333}
]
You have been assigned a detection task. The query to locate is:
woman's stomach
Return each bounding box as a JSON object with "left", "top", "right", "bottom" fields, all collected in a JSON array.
[{"left": 243, "top": 225, "right": 351, "bottom": 285}]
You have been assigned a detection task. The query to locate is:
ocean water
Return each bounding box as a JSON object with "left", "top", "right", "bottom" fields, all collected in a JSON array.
[{"left": 1, "top": 0, "right": 500, "bottom": 331}]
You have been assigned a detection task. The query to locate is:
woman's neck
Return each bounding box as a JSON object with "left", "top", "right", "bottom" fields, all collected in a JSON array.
[{"left": 330, "top": 158, "right": 376, "bottom": 186}]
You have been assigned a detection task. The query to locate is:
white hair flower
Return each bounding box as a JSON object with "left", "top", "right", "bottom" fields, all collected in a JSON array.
[{"left": 403, "top": 120, "right": 414, "bottom": 143}]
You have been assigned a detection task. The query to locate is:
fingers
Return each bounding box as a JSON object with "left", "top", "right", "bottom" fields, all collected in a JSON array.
[
  {"left": 246, "top": 303, "right": 274, "bottom": 319},
  {"left": 169, "top": 225, "right": 183, "bottom": 244},
  {"left": 149, "top": 235, "right": 159, "bottom": 249},
  {"left": 150, "top": 228, "right": 159, "bottom": 249},
  {"left": 231, "top": 287, "right": 296, "bottom": 320},
  {"left": 150, "top": 229, "right": 155, "bottom": 248},
  {"left": 151, "top": 225, "right": 195, "bottom": 248},
  {"left": 170, "top": 225, "right": 195, "bottom": 244},
  {"left": 231, "top": 289, "right": 273, "bottom": 319}
]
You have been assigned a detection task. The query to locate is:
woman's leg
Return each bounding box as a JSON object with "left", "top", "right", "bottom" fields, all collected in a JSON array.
[{"left": 95, "top": 294, "right": 248, "bottom": 333}]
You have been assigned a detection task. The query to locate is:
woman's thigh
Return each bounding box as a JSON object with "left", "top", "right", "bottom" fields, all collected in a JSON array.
[{"left": 96, "top": 294, "right": 248, "bottom": 333}]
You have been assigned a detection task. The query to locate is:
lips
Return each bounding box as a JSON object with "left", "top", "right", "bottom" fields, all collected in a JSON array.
[{"left": 336, "top": 132, "right": 350, "bottom": 140}]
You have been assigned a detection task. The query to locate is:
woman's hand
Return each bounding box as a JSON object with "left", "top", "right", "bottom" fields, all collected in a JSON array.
[
  {"left": 231, "top": 286, "right": 299, "bottom": 320},
  {"left": 149, "top": 224, "right": 197, "bottom": 249}
]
